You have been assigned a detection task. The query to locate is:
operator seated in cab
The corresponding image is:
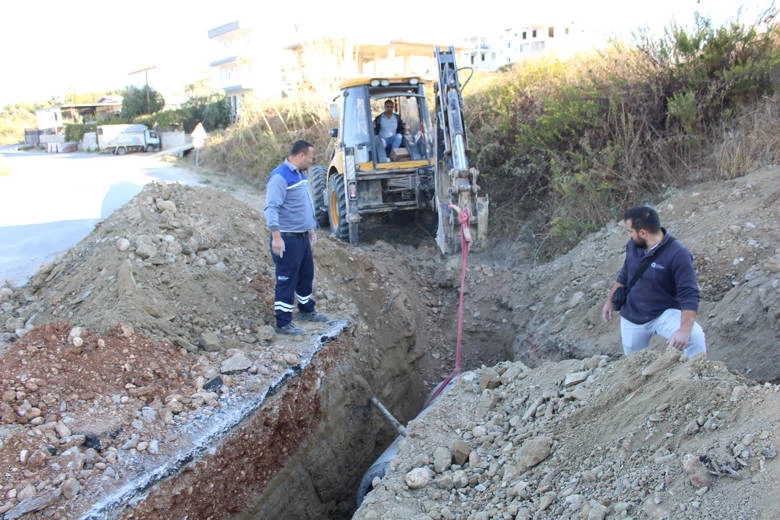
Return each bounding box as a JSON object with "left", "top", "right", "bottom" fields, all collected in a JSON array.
[{"left": 374, "top": 99, "right": 405, "bottom": 159}]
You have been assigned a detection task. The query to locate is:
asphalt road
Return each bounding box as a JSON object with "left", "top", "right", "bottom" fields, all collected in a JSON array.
[{"left": 0, "top": 146, "right": 199, "bottom": 286}]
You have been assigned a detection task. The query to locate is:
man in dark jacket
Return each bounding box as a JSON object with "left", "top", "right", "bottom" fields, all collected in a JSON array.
[
  {"left": 602, "top": 206, "right": 706, "bottom": 358},
  {"left": 263, "top": 140, "right": 328, "bottom": 335},
  {"left": 374, "top": 99, "right": 404, "bottom": 158}
]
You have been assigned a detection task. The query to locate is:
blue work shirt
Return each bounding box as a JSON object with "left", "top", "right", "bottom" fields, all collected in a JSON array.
[
  {"left": 617, "top": 230, "right": 700, "bottom": 324},
  {"left": 263, "top": 160, "right": 317, "bottom": 233}
]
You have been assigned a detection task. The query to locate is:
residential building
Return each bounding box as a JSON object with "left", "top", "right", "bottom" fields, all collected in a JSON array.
[
  {"left": 207, "top": 18, "right": 467, "bottom": 120},
  {"left": 35, "top": 96, "right": 123, "bottom": 131},
  {"left": 461, "top": 20, "right": 601, "bottom": 70},
  {"left": 208, "top": 20, "right": 287, "bottom": 122},
  {"left": 281, "top": 38, "right": 465, "bottom": 100}
]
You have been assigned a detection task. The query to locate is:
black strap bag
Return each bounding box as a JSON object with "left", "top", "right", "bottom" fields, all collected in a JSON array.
[{"left": 612, "top": 238, "right": 675, "bottom": 311}]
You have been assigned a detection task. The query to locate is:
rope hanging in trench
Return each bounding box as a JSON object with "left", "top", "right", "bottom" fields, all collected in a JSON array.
[{"left": 424, "top": 204, "right": 471, "bottom": 408}]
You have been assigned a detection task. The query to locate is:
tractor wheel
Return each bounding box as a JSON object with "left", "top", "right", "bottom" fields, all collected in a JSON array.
[
  {"left": 310, "top": 165, "right": 329, "bottom": 227},
  {"left": 117, "top": 146, "right": 127, "bottom": 156},
  {"left": 328, "top": 174, "right": 349, "bottom": 241}
]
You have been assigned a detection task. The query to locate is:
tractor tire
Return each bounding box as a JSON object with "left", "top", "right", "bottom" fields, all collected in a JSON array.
[
  {"left": 310, "top": 165, "right": 329, "bottom": 227},
  {"left": 328, "top": 173, "right": 349, "bottom": 241},
  {"left": 117, "top": 146, "right": 127, "bottom": 156}
]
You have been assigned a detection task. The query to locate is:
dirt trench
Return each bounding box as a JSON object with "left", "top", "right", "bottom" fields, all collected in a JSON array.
[
  {"left": 107, "top": 238, "right": 515, "bottom": 519},
  {"left": 0, "top": 180, "right": 518, "bottom": 519},
  {"left": 5, "top": 166, "right": 776, "bottom": 519}
]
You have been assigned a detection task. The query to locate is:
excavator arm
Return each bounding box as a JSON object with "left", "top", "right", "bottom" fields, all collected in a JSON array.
[{"left": 433, "top": 46, "right": 488, "bottom": 254}]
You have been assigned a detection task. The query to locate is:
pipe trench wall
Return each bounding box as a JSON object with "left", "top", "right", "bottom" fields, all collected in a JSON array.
[{"left": 113, "top": 333, "right": 420, "bottom": 520}]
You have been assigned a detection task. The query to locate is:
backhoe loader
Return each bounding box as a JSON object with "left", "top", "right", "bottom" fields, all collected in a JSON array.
[{"left": 312, "top": 46, "right": 488, "bottom": 254}]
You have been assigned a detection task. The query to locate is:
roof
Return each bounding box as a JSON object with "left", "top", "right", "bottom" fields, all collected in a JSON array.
[
  {"left": 122, "top": 124, "right": 149, "bottom": 133},
  {"left": 286, "top": 38, "right": 467, "bottom": 53},
  {"left": 60, "top": 99, "right": 122, "bottom": 109},
  {"left": 209, "top": 56, "right": 239, "bottom": 68},
  {"left": 208, "top": 21, "right": 252, "bottom": 39},
  {"left": 338, "top": 77, "right": 426, "bottom": 89}
]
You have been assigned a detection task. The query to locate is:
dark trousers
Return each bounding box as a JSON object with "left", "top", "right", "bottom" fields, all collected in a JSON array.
[{"left": 270, "top": 232, "right": 316, "bottom": 327}]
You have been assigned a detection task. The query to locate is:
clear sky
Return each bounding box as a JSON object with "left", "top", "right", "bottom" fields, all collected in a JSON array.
[{"left": 0, "top": 0, "right": 770, "bottom": 107}]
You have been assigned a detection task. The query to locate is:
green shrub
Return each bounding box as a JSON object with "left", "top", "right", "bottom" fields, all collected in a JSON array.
[
  {"left": 64, "top": 124, "right": 89, "bottom": 143},
  {"left": 465, "top": 11, "right": 778, "bottom": 258}
]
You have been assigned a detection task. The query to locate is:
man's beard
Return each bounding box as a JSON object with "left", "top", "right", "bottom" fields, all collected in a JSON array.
[{"left": 632, "top": 236, "right": 647, "bottom": 248}]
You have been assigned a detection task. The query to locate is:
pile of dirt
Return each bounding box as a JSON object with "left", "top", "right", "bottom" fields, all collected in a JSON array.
[
  {"left": 349, "top": 166, "right": 779, "bottom": 519},
  {"left": 354, "top": 351, "right": 779, "bottom": 520},
  {"left": 0, "top": 182, "right": 340, "bottom": 518},
  {"left": 461, "top": 167, "right": 780, "bottom": 382},
  {"left": 0, "top": 164, "right": 777, "bottom": 519},
  {"left": 0, "top": 179, "right": 444, "bottom": 518}
]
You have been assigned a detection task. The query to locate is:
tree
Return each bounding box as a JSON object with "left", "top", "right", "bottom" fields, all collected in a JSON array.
[
  {"left": 121, "top": 85, "right": 165, "bottom": 117},
  {"left": 182, "top": 93, "right": 231, "bottom": 133}
]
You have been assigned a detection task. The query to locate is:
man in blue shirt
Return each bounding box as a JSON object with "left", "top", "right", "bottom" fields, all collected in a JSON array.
[
  {"left": 263, "top": 140, "right": 328, "bottom": 335},
  {"left": 602, "top": 206, "right": 706, "bottom": 358}
]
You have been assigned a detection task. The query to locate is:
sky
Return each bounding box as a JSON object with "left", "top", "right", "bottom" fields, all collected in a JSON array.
[{"left": 0, "top": 0, "right": 772, "bottom": 108}]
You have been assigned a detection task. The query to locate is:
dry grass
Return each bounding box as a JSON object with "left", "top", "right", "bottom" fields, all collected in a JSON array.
[
  {"left": 715, "top": 94, "right": 780, "bottom": 178},
  {"left": 199, "top": 96, "right": 333, "bottom": 183}
]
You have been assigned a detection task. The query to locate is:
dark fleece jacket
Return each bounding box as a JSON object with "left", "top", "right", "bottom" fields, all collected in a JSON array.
[{"left": 617, "top": 230, "right": 700, "bottom": 324}]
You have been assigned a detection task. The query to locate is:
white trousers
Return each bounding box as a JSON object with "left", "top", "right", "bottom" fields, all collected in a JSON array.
[{"left": 620, "top": 308, "right": 707, "bottom": 359}]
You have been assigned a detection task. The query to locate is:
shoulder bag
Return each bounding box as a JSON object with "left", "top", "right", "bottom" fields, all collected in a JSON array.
[{"left": 611, "top": 237, "right": 676, "bottom": 311}]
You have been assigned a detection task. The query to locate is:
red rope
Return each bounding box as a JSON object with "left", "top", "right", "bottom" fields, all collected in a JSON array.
[{"left": 424, "top": 204, "right": 471, "bottom": 408}]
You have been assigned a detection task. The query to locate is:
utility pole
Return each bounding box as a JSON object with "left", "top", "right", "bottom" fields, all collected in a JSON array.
[{"left": 128, "top": 66, "right": 157, "bottom": 113}]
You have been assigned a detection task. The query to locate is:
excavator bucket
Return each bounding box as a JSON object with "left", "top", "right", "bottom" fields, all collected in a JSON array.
[{"left": 433, "top": 46, "right": 487, "bottom": 254}]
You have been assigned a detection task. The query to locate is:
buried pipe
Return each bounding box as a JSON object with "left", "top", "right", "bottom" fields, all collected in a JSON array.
[
  {"left": 355, "top": 397, "right": 410, "bottom": 506},
  {"left": 357, "top": 378, "right": 457, "bottom": 507},
  {"left": 370, "top": 397, "right": 409, "bottom": 437}
]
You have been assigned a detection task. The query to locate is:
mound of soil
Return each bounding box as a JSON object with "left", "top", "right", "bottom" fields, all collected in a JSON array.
[
  {"left": 0, "top": 164, "right": 777, "bottom": 519},
  {"left": 354, "top": 352, "right": 779, "bottom": 520},
  {"left": 350, "top": 166, "right": 779, "bottom": 520}
]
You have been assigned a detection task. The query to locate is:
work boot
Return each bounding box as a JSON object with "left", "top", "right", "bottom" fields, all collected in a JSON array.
[
  {"left": 298, "top": 311, "right": 329, "bottom": 322},
  {"left": 275, "top": 322, "right": 305, "bottom": 336}
]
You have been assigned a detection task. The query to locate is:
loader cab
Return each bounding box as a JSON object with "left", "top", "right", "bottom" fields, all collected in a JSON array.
[
  {"left": 317, "top": 76, "right": 438, "bottom": 246},
  {"left": 332, "top": 77, "right": 434, "bottom": 169},
  {"left": 370, "top": 96, "right": 428, "bottom": 161}
]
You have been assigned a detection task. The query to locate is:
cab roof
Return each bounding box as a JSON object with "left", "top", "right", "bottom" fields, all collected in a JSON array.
[{"left": 339, "top": 76, "right": 427, "bottom": 90}]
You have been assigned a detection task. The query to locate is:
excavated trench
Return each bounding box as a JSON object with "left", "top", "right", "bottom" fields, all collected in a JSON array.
[
  {"left": 51, "top": 211, "right": 518, "bottom": 519},
  {"left": 95, "top": 287, "right": 515, "bottom": 519}
]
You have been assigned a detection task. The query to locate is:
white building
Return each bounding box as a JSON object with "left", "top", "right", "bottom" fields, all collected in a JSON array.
[
  {"left": 461, "top": 20, "right": 603, "bottom": 71},
  {"left": 207, "top": 18, "right": 465, "bottom": 121},
  {"left": 207, "top": 20, "right": 285, "bottom": 122}
]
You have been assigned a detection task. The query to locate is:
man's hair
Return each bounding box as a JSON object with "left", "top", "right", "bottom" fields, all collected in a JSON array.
[
  {"left": 623, "top": 206, "right": 661, "bottom": 233},
  {"left": 290, "top": 140, "right": 313, "bottom": 156},
  {"left": 384, "top": 100, "right": 394, "bottom": 106}
]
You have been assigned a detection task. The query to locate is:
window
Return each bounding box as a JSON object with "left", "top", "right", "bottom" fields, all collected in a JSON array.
[
  {"left": 342, "top": 89, "right": 370, "bottom": 147},
  {"left": 548, "top": 27, "right": 554, "bottom": 38}
]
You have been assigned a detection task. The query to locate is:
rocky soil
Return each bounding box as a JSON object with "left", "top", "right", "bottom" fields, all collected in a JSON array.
[
  {"left": 353, "top": 352, "right": 779, "bottom": 520},
  {"left": 0, "top": 163, "right": 777, "bottom": 519}
]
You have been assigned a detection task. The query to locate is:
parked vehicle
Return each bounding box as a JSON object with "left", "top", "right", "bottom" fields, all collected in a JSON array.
[{"left": 100, "top": 124, "right": 161, "bottom": 155}]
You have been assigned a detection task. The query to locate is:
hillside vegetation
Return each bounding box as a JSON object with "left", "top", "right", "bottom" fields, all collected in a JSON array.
[{"left": 197, "top": 11, "right": 779, "bottom": 258}]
